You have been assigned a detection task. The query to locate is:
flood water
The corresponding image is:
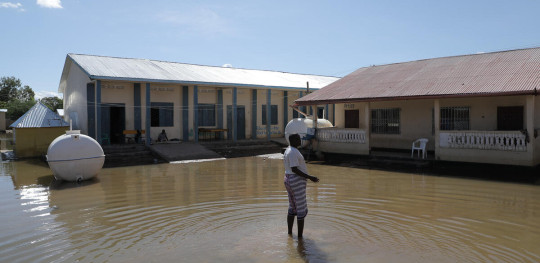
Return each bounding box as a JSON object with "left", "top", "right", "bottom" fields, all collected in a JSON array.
[{"left": 1, "top": 155, "right": 540, "bottom": 262}]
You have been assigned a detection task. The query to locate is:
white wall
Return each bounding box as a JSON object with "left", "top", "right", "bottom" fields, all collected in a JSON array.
[{"left": 64, "top": 62, "right": 91, "bottom": 134}]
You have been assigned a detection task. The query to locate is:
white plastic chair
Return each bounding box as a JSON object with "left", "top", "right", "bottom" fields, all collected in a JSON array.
[{"left": 411, "top": 138, "right": 429, "bottom": 159}]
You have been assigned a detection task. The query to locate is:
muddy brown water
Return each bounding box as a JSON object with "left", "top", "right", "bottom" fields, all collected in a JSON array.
[{"left": 1, "top": 155, "right": 539, "bottom": 262}]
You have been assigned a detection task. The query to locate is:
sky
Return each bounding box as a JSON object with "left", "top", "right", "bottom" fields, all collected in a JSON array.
[{"left": 1, "top": 0, "right": 539, "bottom": 99}]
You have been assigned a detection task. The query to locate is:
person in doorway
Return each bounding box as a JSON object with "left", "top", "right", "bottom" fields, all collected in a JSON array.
[
  {"left": 283, "top": 133, "right": 319, "bottom": 238},
  {"left": 135, "top": 129, "right": 141, "bottom": 144},
  {"left": 157, "top": 129, "right": 168, "bottom": 142}
]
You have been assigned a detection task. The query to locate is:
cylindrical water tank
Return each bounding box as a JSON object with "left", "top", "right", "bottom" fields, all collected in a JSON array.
[
  {"left": 46, "top": 130, "right": 105, "bottom": 182},
  {"left": 284, "top": 117, "right": 333, "bottom": 147}
]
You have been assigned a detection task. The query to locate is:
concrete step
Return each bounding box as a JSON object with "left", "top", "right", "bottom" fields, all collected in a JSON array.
[
  {"left": 210, "top": 144, "right": 282, "bottom": 158},
  {"left": 208, "top": 144, "right": 280, "bottom": 151},
  {"left": 104, "top": 154, "right": 164, "bottom": 168},
  {"left": 105, "top": 150, "right": 153, "bottom": 158},
  {"left": 102, "top": 144, "right": 166, "bottom": 167},
  {"left": 103, "top": 145, "right": 147, "bottom": 154}
]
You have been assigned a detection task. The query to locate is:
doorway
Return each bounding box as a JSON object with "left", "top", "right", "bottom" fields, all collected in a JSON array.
[
  {"left": 101, "top": 103, "right": 126, "bottom": 144},
  {"left": 345, "top": 110, "right": 359, "bottom": 128},
  {"left": 227, "top": 105, "right": 246, "bottom": 140}
]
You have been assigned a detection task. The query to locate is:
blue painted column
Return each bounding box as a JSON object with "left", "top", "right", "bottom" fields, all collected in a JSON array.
[
  {"left": 232, "top": 87, "right": 237, "bottom": 142},
  {"left": 283, "top": 91, "right": 288, "bottom": 133},
  {"left": 325, "top": 104, "right": 329, "bottom": 119},
  {"left": 217, "top": 89, "right": 223, "bottom": 139},
  {"left": 266, "top": 89, "right": 271, "bottom": 141},
  {"left": 86, "top": 83, "right": 95, "bottom": 138},
  {"left": 134, "top": 83, "right": 141, "bottom": 130},
  {"left": 182, "top": 86, "right": 189, "bottom": 141},
  {"left": 194, "top": 85, "right": 199, "bottom": 142},
  {"left": 251, "top": 89, "right": 257, "bottom": 139},
  {"left": 96, "top": 80, "right": 102, "bottom": 144},
  {"left": 145, "top": 83, "right": 151, "bottom": 145}
]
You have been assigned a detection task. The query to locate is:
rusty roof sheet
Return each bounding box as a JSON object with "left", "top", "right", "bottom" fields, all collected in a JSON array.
[{"left": 296, "top": 47, "right": 540, "bottom": 105}]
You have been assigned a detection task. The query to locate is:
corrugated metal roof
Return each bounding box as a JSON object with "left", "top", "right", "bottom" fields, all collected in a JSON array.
[
  {"left": 10, "top": 102, "right": 69, "bottom": 128},
  {"left": 296, "top": 47, "right": 540, "bottom": 105},
  {"left": 59, "top": 54, "right": 339, "bottom": 93}
]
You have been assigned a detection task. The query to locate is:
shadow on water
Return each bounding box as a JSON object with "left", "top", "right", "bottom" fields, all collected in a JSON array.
[
  {"left": 36, "top": 175, "right": 55, "bottom": 187},
  {"left": 48, "top": 177, "right": 100, "bottom": 190},
  {"left": 296, "top": 238, "right": 328, "bottom": 263},
  {"left": 322, "top": 153, "right": 540, "bottom": 185}
]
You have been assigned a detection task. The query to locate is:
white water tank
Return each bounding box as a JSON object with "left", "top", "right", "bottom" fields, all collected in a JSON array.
[
  {"left": 46, "top": 130, "right": 105, "bottom": 182},
  {"left": 284, "top": 117, "right": 333, "bottom": 147}
]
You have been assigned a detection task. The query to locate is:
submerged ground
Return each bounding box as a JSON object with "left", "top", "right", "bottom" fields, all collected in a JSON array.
[{"left": 1, "top": 155, "right": 539, "bottom": 262}]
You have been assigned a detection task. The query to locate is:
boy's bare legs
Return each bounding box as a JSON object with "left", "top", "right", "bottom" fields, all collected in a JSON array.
[
  {"left": 287, "top": 215, "right": 295, "bottom": 235},
  {"left": 297, "top": 218, "right": 304, "bottom": 238}
]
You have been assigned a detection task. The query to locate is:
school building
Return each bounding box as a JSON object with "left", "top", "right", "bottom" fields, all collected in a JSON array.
[{"left": 59, "top": 54, "right": 339, "bottom": 145}]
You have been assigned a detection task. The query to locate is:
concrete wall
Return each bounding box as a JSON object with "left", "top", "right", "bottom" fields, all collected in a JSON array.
[
  {"left": 439, "top": 96, "right": 527, "bottom": 131},
  {"left": 13, "top": 127, "right": 68, "bottom": 158},
  {"left": 329, "top": 95, "right": 539, "bottom": 166},
  {"left": 333, "top": 96, "right": 531, "bottom": 152},
  {"left": 0, "top": 111, "right": 6, "bottom": 131},
  {"left": 222, "top": 87, "right": 251, "bottom": 139},
  {"left": 254, "top": 89, "right": 285, "bottom": 138},
  {"left": 436, "top": 95, "right": 537, "bottom": 166},
  {"left": 317, "top": 140, "right": 370, "bottom": 155},
  {"left": 64, "top": 71, "right": 312, "bottom": 142},
  {"left": 64, "top": 62, "right": 91, "bottom": 134},
  {"left": 149, "top": 83, "right": 182, "bottom": 141},
  {"left": 370, "top": 99, "right": 434, "bottom": 150}
]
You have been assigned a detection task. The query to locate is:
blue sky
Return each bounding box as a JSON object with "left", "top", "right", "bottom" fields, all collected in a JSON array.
[{"left": 1, "top": 0, "right": 539, "bottom": 99}]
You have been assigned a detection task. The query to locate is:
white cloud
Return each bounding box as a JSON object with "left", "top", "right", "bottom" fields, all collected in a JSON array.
[
  {"left": 35, "top": 90, "right": 63, "bottom": 100},
  {"left": 0, "top": 2, "right": 23, "bottom": 9},
  {"left": 36, "top": 0, "right": 62, "bottom": 9}
]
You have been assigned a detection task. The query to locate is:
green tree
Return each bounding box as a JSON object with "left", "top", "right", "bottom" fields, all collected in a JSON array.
[
  {"left": 0, "top": 76, "right": 21, "bottom": 102},
  {"left": 40, "top": 96, "right": 63, "bottom": 112},
  {"left": 6, "top": 100, "right": 35, "bottom": 120},
  {"left": 17, "top": 86, "right": 35, "bottom": 102},
  {"left": 0, "top": 76, "right": 36, "bottom": 121}
]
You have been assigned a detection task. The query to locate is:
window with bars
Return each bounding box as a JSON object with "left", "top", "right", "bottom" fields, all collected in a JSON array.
[
  {"left": 151, "top": 102, "right": 174, "bottom": 127},
  {"left": 198, "top": 104, "right": 216, "bottom": 126},
  {"left": 371, "top": 108, "right": 400, "bottom": 134},
  {"left": 262, "top": 105, "right": 278, "bottom": 125},
  {"left": 440, "top": 107, "right": 470, "bottom": 130}
]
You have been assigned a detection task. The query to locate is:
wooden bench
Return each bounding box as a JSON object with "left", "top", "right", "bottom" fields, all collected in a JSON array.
[
  {"left": 123, "top": 130, "right": 146, "bottom": 143},
  {"left": 198, "top": 128, "right": 228, "bottom": 140}
]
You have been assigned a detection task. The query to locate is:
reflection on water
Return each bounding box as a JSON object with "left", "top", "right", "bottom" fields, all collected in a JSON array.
[
  {"left": 1, "top": 157, "right": 540, "bottom": 262},
  {"left": 0, "top": 132, "right": 13, "bottom": 151}
]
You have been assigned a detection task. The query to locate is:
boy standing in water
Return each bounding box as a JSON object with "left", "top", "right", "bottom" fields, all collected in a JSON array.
[{"left": 283, "top": 134, "right": 319, "bottom": 238}]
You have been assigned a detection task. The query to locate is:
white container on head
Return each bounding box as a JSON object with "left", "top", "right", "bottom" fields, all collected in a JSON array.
[
  {"left": 284, "top": 117, "right": 333, "bottom": 147},
  {"left": 46, "top": 130, "right": 105, "bottom": 182}
]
